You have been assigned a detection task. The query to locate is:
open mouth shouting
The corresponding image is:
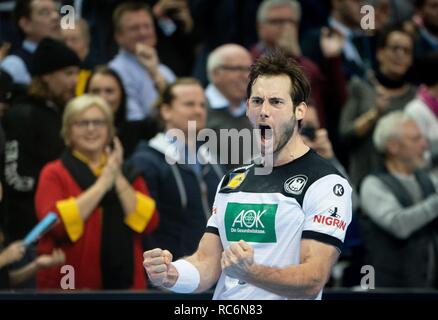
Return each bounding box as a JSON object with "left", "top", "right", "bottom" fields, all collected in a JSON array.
[{"left": 258, "top": 124, "right": 273, "bottom": 143}]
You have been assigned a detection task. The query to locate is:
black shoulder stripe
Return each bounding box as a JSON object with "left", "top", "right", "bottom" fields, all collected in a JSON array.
[
  {"left": 205, "top": 226, "right": 219, "bottom": 236},
  {"left": 302, "top": 231, "right": 343, "bottom": 253}
]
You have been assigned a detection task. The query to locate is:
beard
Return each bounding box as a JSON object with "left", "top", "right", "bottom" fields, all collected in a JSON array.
[{"left": 273, "top": 115, "right": 296, "bottom": 155}]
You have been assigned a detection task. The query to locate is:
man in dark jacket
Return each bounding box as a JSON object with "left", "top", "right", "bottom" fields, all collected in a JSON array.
[
  {"left": 2, "top": 38, "right": 79, "bottom": 243},
  {"left": 129, "top": 78, "right": 224, "bottom": 261}
]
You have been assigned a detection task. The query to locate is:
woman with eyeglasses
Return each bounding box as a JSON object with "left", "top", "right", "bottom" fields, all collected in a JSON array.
[
  {"left": 339, "top": 25, "right": 417, "bottom": 188},
  {"left": 34, "top": 94, "right": 159, "bottom": 290}
]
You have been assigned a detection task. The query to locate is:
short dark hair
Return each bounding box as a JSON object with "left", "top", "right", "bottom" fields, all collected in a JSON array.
[
  {"left": 247, "top": 50, "right": 310, "bottom": 107},
  {"left": 13, "top": 0, "right": 35, "bottom": 38},
  {"left": 113, "top": 1, "right": 152, "bottom": 32},
  {"left": 13, "top": 0, "right": 32, "bottom": 27},
  {"left": 153, "top": 78, "right": 203, "bottom": 130},
  {"left": 376, "top": 24, "right": 414, "bottom": 49}
]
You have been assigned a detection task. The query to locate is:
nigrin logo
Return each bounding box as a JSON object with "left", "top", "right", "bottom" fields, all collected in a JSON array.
[{"left": 313, "top": 214, "right": 346, "bottom": 231}]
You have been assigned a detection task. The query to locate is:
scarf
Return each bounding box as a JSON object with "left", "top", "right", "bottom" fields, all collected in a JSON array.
[
  {"left": 61, "top": 150, "right": 138, "bottom": 289},
  {"left": 375, "top": 69, "right": 407, "bottom": 89}
]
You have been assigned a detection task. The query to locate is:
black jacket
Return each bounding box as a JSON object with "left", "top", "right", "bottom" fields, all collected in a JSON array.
[
  {"left": 129, "top": 133, "right": 224, "bottom": 260},
  {"left": 1, "top": 95, "right": 65, "bottom": 241}
]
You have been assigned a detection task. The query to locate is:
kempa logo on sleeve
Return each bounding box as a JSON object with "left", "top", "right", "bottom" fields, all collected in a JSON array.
[{"left": 224, "top": 203, "right": 278, "bottom": 242}]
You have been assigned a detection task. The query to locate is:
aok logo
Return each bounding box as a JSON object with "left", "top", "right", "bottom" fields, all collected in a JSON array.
[
  {"left": 232, "top": 209, "right": 266, "bottom": 229},
  {"left": 225, "top": 203, "right": 277, "bottom": 242}
]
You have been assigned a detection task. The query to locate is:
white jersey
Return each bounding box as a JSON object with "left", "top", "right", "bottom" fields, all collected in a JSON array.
[{"left": 206, "top": 150, "right": 352, "bottom": 300}]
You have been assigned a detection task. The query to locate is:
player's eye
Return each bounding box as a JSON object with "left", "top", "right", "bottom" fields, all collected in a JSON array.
[
  {"left": 251, "top": 97, "right": 263, "bottom": 105},
  {"left": 269, "top": 98, "right": 283, "bottom": 105}
]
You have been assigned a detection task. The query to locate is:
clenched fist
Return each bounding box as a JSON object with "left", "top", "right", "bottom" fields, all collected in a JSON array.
[
  {"left": 221, "top": 240, "right": 255, "bottom": 281},
  {"left": 143, "top": 248, "right": 177, "bottom": 288}
]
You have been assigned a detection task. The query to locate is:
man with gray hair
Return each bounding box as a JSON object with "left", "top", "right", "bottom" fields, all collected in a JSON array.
[
  {"left": 205, "top": 44, "right": 253, "bottom": 169},
  {"left": 360, "top": 111, "right": 438, "bottom": 288}
]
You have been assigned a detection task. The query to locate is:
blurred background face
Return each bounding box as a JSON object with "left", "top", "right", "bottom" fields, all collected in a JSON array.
[
  {"left": 258, "top": 5, "right": 299, "bottom": 47},
  {"left": 62, "top": 23, "right": 89, "bottom": 61},
  {"left": 115, "top": 9, "right": 156, "bottom": 53},
  {"left": 374, "top": 0, "right": 391, "bottom": 30},
  {"left": 377, "top": 31, "right": 413, "bottom": 79},
  {"left": 393, "top": 120, "right": 428, "bottom": 171},
  {"left": 161, "top": 84, "right": 206, "bottom": 135},
  {"left": 42, "top": 66, "right": 79, "bottom": 105},
  {"left": 420, "top": 0, "right": 438, "bottom": 34},
  {"left": 211, "top": 50, "right": 252, "bottom": 105},
  {"left": 332, "top": 0, "right": 362, "bottom": 28},
  {"left": 21, "top": 0, "right": 61, "bottom": 41},
  {"left": 69, "top": 106, "right": 109, "bottom": 155},
  {"left": 88, "top": 74, "right": 122, "bottom": 114}
]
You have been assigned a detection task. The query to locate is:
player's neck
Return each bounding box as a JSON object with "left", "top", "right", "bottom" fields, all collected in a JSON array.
[{"left": 273, "top": 134, "right": 310, "bottom": 167}]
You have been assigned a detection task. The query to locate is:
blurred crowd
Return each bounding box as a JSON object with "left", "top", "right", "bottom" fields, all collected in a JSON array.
[{"left": 0, "top": 0, "right": 438, "bottom": 291}]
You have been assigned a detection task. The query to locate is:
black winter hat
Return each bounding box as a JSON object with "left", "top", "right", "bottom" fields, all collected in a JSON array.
[{"left": 30, "top": 38, "right": 81, "bottom": 76}]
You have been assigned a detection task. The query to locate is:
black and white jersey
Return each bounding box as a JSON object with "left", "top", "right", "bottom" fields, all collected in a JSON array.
[{"left": 206, "top": 149, "right": 352, "bottom": 300}]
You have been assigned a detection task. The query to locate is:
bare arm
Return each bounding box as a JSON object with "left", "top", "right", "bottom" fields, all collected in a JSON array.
[
  {"left": 75, "top": 179, "right": 108, "bottom": 221},
  {"left": 9, "top": 249, "right": 65, "bottom": 287},
  {"left": 143, "top": 232, "right": 223, "bottom": 293},
  {"left": 115, "top": 174, "right": 137, "bottom": 216},
  {"left": 184, "top": 233, "right": 223, "bottom": 292},
  {"left": 222, "top": 239, "right": 339, "bottom": 299}
]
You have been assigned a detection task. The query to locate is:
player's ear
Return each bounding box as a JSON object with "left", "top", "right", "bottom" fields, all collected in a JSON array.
[{"left": 294, "top": 102, "right": 307, "bottom": 121}]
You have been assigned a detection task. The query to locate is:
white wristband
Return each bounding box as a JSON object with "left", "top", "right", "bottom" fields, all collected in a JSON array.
[{"left": 168, "top": 260, "right": 200, "bottom": 293}]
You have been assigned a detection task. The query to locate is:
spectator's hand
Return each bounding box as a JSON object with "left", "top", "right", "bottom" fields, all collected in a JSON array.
[
  {"left": 0, "top": 42, "right": 11, "bottom": 61},
  {"left": 303, "top": 128, "right": 334, "bottom": 159},
  {"left": 375, "top": 91, "right": 390, "bottom": 114},
  {"left": 221, "top": 240, "right": 254, "bottom": 281},
  {"left": 135, "top": 43, "right": 166, "bottom": 91},
  {"left": 136, "top": 43, "right": 159, "bottom": 76},
  {"left": 35, "top": 249, "right": 65, "bottom": 269},
  {"left": 153, "top": 0, "right": 193, "bottom": 33},
  {"left": 108, "top": 137, "right": 124, "bottom": 169},
  {"left": 98, "top": 137, "right": 123, "bottom": 191},
  {"left": 320, "top": 27, "right": 344, "bottom": 58},
  {"left": 277, "top": 23, "right": 301, "bottom": 57},
  {"left": 2, "top": 241, "right": 25, "bottom": 265},
  {"left": 143, "top": 248, "right": 175, "bottom": 288}
]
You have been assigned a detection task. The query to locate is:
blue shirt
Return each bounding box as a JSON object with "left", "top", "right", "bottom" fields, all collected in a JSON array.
[
  {"left": 109, "top": 49, "right": 176, "bottom": 121},
  {"left": 0, "top": 40, "right": 37, "bottom": 84}
]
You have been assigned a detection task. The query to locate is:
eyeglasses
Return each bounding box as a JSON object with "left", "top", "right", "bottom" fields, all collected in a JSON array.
[
  {"left": 219, "top": 65, "right": 251, "bottom": 73},
  {"left": 264, "top": 18, "right": 298, "bottom": 26},
  {"left": 73, "top": 119, "right": 107, "bottom": 129}
]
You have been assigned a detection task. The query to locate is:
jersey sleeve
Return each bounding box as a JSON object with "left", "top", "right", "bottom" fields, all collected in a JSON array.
[{"left": 301, "top": 174, "right": 352, "bottom": 252}]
